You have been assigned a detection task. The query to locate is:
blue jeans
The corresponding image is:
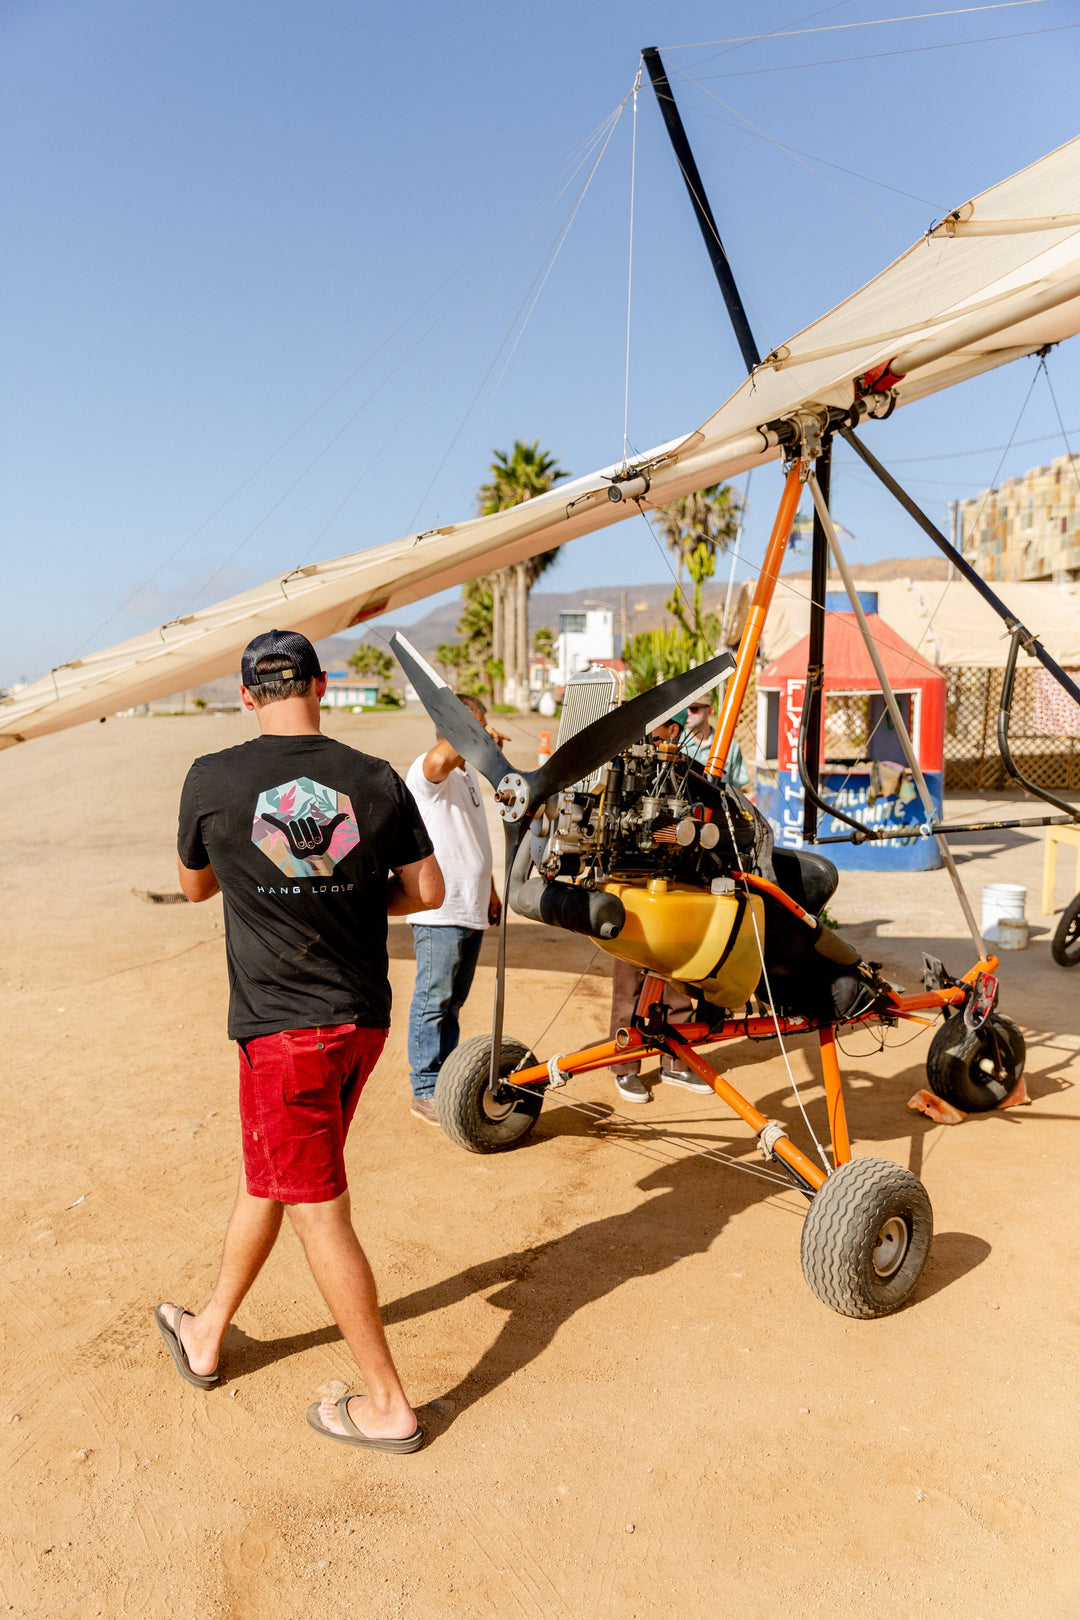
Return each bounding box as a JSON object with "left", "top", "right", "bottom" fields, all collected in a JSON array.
[{"left": 407, "top": 925, "right": 485, "bottom": 1099}]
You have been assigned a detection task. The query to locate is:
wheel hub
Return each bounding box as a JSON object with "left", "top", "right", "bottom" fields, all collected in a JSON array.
[
  {"left": 481, "top": 1081, "right": 516, "bottom": 1121},
  {"left": 872, "top": 1215, "right": 910, "bottom": 1278}
]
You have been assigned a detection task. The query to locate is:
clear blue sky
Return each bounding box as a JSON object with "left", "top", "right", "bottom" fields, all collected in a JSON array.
[{"left": 4, "top": 0, "right": 1079, "bottom": 683}]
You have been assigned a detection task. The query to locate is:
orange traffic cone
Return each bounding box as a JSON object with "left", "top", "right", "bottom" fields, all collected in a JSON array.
[{"left": 538, "top": 730, "right": 552, "bottom": 769}]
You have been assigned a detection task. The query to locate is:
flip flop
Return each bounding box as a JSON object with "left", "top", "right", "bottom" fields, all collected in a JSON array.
[
  {"left": 305, "top": 1394, "right": 423, "bottom": 1454},
  {"left": 153, "top": 1303, "right": 220, "bottom": 1389}
]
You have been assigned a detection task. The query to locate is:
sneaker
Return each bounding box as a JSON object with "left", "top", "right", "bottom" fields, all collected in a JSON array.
[
  {"left": 659, "top": 1065, "right": 714, "bottom": 1095},
  {"left": 410, "top": 1097, "right": 440, "bottom": 1126},
  {"left": 614, "top": 1071, "right": 651, "bottom": 1104}
]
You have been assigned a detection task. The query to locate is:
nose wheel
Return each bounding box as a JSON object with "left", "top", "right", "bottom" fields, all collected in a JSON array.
[
  {"left": 435, "top": 1034, "right": 542, "bottom": 1152},
  {"left": 800, "top": 1158, "right": 933, "bottom": 1318}
]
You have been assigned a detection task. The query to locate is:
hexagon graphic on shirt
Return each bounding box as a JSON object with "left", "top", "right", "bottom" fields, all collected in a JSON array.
[{"left": 252, "top": 777, "right": 359, "bottom": 880}]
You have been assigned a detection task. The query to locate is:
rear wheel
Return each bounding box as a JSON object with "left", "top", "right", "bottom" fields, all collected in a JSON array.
[
  {"left": 800, "top": 1157, "right": 933, "bottom": 1318},
  {"left": 926, "top": 1010, "right": 1025, "bottom": 1112},
  {"left": 435, "top": 1035, "right": 543, "bottom": 1153},
  {"left": 1051, "top": 892, "right": 1080, "bottom": 966}
]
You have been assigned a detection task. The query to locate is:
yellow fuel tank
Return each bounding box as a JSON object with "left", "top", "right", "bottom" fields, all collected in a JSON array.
[{"left": 596, "top": 879, "right": 765, "bottom": 1011}]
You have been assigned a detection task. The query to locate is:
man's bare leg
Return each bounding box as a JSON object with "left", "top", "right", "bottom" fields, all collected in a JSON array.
[
  {"left": 287, "top": 1191, "right": 417, "bottom": 1440},
  {"left": 162, "top": 1181, "right": 284, "bottom": 1378}
]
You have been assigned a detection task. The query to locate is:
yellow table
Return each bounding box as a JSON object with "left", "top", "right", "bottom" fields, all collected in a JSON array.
[{"left": 1042, "top": 823, "right": 1080, "bottom": 915}]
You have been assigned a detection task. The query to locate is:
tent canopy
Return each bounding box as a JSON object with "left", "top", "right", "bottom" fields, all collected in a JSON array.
[
  {"left": 744, "top": 577, "right": 1080, "bottom": 670},
  {"left": 6, "top": 134, "right": 1080, "bottom": 747},
  {"left": 760, "top": 611, "right": 943, "bottom": 689}
]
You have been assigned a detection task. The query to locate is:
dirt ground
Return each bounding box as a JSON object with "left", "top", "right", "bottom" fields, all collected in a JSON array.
[{"left": 2, "top": 707, "right": 1079, "bottom": 1619}]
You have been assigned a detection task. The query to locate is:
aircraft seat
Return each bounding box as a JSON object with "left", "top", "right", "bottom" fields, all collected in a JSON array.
[{"left": 771, "top": 848, "right": 839, "bottom": 917}]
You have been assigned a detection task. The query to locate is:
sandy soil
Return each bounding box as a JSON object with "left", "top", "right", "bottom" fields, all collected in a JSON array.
[{"left": 2, "top": 708, "right": 1078, "bottom": 1618}]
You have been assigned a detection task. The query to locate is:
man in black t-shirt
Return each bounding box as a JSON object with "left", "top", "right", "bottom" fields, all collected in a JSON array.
[{"left": 155, "top": 628, "right": 443, "bottom": 1454}]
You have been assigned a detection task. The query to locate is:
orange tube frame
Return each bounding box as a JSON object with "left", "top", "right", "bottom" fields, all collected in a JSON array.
[
  {"left": 707, "top": 464, "right": 803, "bottom": 781},
  {"left": 506, "top": 961, "right": 1001, "bottom": 1190},
  {"left": 500, "top": 467, "right": 1002, "bottom": 1195},
  {"left": 818, "top": 1027, "right": 851, "bottom": 1166}
]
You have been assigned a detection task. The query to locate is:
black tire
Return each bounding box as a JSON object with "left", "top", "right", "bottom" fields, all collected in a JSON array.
[
  {"left": 1051, "top": 892, "right": 1080, "bottom": 966},
  {"left": 926, "top": 1010, "right": 1025, "bottom": 1112},
  {"left": 434, "top": 1034, "right": 543, "bottom": 1153},
  {"left": 800, "top": 1157, "right": 933, "bottom": 1319}
]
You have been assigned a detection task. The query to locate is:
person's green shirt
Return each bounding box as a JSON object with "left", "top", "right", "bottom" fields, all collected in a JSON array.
[{"left": 682, "top": 730, "right": 749, "bottom": 790}]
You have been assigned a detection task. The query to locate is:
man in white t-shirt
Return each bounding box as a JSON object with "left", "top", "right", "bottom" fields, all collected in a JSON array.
[{"left": 404, "top": 694, "right": 505, "bottom": 1125}]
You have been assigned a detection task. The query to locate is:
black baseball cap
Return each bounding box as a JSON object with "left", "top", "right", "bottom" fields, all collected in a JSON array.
[{"left": 241, "top": 628, "right": 323, "bottom": 688}]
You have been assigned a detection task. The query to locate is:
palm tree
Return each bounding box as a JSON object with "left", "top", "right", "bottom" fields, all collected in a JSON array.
[
  {"left": 476, "top": 440, "right": 568, "bottom": 707},
  {"left": 651, "top": 483, "right": 742, "bottom": 591}
]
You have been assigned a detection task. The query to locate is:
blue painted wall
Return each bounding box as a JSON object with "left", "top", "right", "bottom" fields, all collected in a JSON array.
[{"left": 756, "top": 767, "right": 943, "bottom": 871}]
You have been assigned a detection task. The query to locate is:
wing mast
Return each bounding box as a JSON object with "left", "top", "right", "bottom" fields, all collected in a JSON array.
[
  {"left": 644, "top": 47, "right": 831, "bottom": 836},
  {"left": 643, "top": 45, "right": 1080, "bottom": 862}
]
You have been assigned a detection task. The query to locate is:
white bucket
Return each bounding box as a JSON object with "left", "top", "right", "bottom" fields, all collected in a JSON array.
[
  {"left": 997, "top": 915, "right": 1029, "bottom": 951},
  {"left": 982, "top": 882, "right": 1027, "bottom": 943}
]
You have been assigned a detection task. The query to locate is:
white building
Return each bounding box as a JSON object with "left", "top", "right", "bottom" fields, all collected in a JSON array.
[
  {"left": 555, "top": 609, "right": 614, "bottom": 687},
  {"left": 321, "top": 672, "right": 380, "bottom": 709}
]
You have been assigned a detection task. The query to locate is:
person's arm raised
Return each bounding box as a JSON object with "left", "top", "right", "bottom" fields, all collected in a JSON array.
[
  {"left": 421, "top": 717, "right": 511, "bottom": 785},
  {"left": 177, "top": 857, "right": 221, "bottom": 902},
  {"left": 387, "top": 854, "right": 444, "bottom": 916},
  {"left": 421, "top": 739, "right": 463, "bottom": 785}
]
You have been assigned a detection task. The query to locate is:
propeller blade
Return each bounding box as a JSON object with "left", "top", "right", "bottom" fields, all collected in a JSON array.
[
  {"left": 390, "top": 633, "right": 512, "bottom": 789},
  {"left": 528, "top": 650, "right": 735, "bottom": 808}
]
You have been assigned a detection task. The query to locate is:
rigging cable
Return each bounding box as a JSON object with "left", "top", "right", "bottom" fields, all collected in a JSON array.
[
  {"left": 663, "top": 72, "right": 939, "bottom": 210},
  {"left": 670, "top": 71, "right": 906, "bottom": 239},
  {"left": 507, "top": 945, "right": 797, "bottom": 1190},
  {"left": 1037, "top": 353, "right": 1080, "bottom": 499},
  {"left": 661, "top": 0, "right": 1048, "bottom": 50},
  {"left": 633, "top": 496, "right": 836, "bottom": 1173},
  {"left": 688, "top": 21, "right": 1080, "bottom": 80},
  {"left": 538, "top": 1091, "right": 800, "bottom": 1190},
  {"left": 890, "top": 428, "right": 1080, "bottom": 463},
  {"left": 186, "top": 101, "right": 628, "bottom": 603},
  {"left": 787, "top": 355, "right": 1032, "bottom": 804},
  {"left": 702, "top": 359, "right": 1045, "bottom": 810},
  {"left": 407, "top": 91, "right": 633, "bottom": 533},
  {"left": 622, "top": 64, "right": 643, "bottom": 471},
  {"left": 720, "top": 472, "right": 753, "bottom": 646},
  {"left": 715, "top": 787, "right": 834, "bottom": 1172},
  {"left": 675, "top": 0, "right": 858, "bottom": 71},
  {"left": 74, "top": 104, "right": 625, "bottom": 648}
]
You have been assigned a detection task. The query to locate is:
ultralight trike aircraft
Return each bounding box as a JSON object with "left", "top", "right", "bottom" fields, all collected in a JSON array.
[
  {"left": 6, "top": 56, "right": 1080, "bottom": 1319},
  {"left": 384, "top": 66, "right": 1080, "bottom": 1320}
]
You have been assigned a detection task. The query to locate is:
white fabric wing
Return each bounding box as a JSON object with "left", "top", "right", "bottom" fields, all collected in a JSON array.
[{"left": 6, "top": 135, "right": 1080, "bottom": 747}]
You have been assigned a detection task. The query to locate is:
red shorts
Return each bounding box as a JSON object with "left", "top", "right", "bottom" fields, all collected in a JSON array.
[{"left": 238, "top": 1024, "right": 387, "bottom": 1203}]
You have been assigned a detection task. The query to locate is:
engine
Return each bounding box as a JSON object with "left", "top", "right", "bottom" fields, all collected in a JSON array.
[
  {"left": 536, "top": 739, "right": 765, "bottom": 890},
  {"left": 514, "top": 738, "right": 880, "bottom": 1024}
]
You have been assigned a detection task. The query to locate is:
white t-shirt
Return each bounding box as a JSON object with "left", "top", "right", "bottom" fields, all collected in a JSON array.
[{"left": 405, "top": 755, "right": 492, "bottom": 929}]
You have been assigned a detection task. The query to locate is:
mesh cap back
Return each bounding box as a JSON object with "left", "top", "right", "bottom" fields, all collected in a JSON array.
[{"left": 241, "top": 629, "right": 323, "bottom": 687}]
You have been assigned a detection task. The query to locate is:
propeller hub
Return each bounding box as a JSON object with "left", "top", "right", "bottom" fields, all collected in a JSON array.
[{"left": 495, "top": 773, "right": 530, "bottom": 823}]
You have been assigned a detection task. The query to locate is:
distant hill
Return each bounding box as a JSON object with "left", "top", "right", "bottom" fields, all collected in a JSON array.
[
  {"left": 783, "top": 556, "right": 951, "bottom": 585},
  {"left": 350, "top": 559, "right": 949, "bottom": 662},
  {"left": 185, "top": 559, "right": 946, "bottom": 703},
  {"left": 364, "top": 583, "right": 683, "bottom": 663}
]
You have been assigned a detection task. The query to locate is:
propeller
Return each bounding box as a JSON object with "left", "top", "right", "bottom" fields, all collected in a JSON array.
[
  {"left": 391, "top": 633, "right": 735, "bottom": 815},
  {"left": 390, "top": 633, "right": 736, "bottom": 1096},
  {"left": 388, "top": 637, "right": 513, "bottom": 789}
]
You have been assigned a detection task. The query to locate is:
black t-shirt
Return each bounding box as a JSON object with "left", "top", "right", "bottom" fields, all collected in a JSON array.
[{"left": 177, "top": 733, "right": 433, "bottom": 1041}]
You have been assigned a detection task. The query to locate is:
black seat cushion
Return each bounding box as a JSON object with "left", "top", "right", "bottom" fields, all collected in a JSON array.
[{"left": 771, "top": 848, "right": 839, "bottom": 916}]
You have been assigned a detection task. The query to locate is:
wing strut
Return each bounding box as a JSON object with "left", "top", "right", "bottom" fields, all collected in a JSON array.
[
  {"left": 801, "top": 438, "right": 830, "bottom": 842},
  {"left": 807, "top": 473, "right": 986, "bottom": 957},
  {"left": 841, "top": 425, "right": 1080, "bottom": 822}
]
